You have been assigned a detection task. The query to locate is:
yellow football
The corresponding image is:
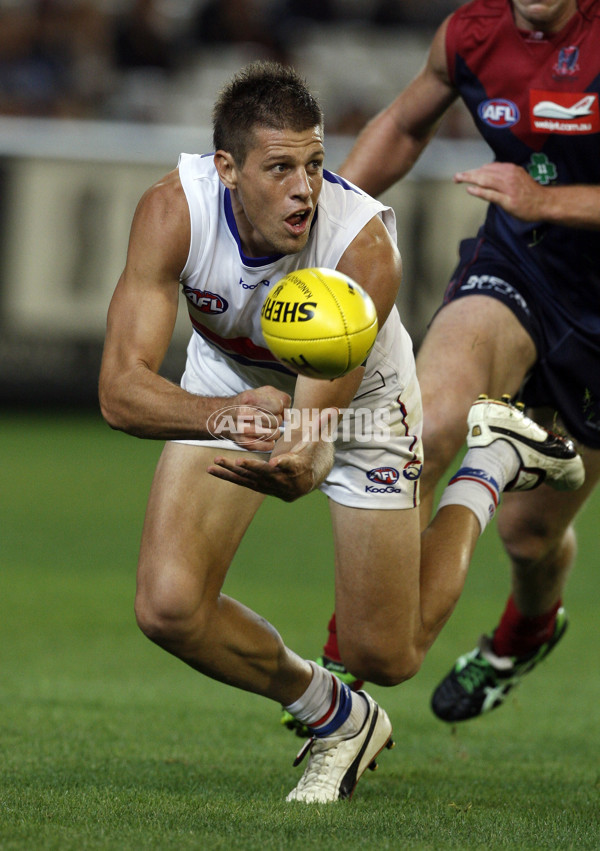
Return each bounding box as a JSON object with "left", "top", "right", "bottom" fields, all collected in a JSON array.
[{"left": 260, "top": 268, "right": 378, "bottom": 379}]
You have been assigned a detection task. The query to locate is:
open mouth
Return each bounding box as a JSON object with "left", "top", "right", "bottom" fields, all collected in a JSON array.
[{"left": 285, "top": 209, "right": 311, "bottom": 234}]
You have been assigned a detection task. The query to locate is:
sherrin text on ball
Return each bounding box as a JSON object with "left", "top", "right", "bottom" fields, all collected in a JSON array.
[{"left": 260, "top": 268, "right": 378, "bottom": 379}]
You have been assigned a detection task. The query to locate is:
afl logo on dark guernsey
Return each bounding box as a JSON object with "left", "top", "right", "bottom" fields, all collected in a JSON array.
[{"left": 478, "top": 99, "right": 520, "bottom": 128}]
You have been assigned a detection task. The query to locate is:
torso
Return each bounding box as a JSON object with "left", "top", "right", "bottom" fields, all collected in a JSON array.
[
  {"left": 446, "top": 0, "right": 600, "bottom": 307},
  {"left": 177, "top": 153, "right": 406, "bottom": 395}
]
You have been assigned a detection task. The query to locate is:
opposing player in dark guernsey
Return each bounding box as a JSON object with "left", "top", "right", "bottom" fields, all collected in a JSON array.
[{"left": 294, "top": 0, "right": 600, "bottom": 727}]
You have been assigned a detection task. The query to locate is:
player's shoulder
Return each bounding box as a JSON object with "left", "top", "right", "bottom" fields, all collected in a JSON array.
[
  {"left": 130, "top": 168, "right": 189, "bottom": 253},
  {"left": 139, "top": 168, "right": 185, "bottom": 215},
  {"left": 580, "top": 0, "right": 600, "bottom": 18},
  {"left": 445, "top": 0, "right": 507, "bottom": 63},
  {"left": 178, "top": 151, "right": 217, "bottom": 180},
  {"left": 318, "top": 169, "right": 390, "bottom": 229},
  {"left": 320, "top": 169, "right": 381, "bottom": 209}
]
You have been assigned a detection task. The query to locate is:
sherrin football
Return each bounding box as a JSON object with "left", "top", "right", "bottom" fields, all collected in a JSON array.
[{"left": 260, "top": 268, "right": 378, "bottom": 379}]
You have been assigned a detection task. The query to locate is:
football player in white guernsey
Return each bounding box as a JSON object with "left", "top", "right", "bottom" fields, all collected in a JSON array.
[{"left": 99, "top": 61, "right": 582, "bottom": 802}]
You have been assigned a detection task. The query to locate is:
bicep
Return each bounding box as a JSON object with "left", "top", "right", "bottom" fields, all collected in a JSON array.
[
  {"left": 385, "top": 19, "right": 457, "bottom": 142},
  {"left": 335, "top": 214, "right": 401, "bottom": 329},
  {"left": 100, "top": 173, "right": 189, "bottom": 381},
  {"left": 102, "top": 268, "right": 180, "bottom": 377}
]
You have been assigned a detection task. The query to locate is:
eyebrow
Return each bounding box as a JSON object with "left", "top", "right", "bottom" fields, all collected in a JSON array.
[{"left": 263, "top": 148, "right": 325, "bottom": 165}]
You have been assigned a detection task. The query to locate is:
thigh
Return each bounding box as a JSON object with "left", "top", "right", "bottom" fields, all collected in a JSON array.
[
  {"left": 329, "top": 499, "right": 421, "bottom": 646},
  {"left": 321, "top": 361, "right": 424, "bottom": 511},
  {"left": 138, "top": 442, "right": 265, "bottom": 607}
]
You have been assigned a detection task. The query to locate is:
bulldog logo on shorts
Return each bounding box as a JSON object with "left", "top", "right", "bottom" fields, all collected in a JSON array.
[{"left": 402, "top": 460, "right": 422, "bottom": 481}]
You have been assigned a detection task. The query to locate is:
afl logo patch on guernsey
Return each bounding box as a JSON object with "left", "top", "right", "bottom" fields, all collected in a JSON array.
[
  {"left": 183, "top": 286, "right": 229, "bottom": 315},
  {"left": 367, "top": 467, "right": 400, "bottom": 485},
  {"left": 478, "top": 99, "right": 520, "bottom": 128}
]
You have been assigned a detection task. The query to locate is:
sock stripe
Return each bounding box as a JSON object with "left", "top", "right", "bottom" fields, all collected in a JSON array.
[
  {"left": 310, "top": 680, "right": 353, "bottom": 738},
  {"left": 449, "top": 467, "right": 500, "bottom": 508},
  {"left": 310, "top": 676, "right": 338, "bottom": 730}
]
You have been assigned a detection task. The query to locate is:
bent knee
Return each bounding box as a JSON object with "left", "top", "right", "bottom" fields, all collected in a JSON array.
[
  {"left": 343, "top": 644, "right": 423, "bottom": 688},
  {"left": 497, "top": 509, "right": 576, "bottom": 566},
  {"left": 134, "top": 586, "right": 209, "bottom": 648}
]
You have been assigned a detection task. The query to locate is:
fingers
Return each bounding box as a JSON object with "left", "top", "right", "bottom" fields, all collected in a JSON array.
[
  {"left": 208, "top": 405, "right": 338, "bottom": 499},
  {"left": 207, "top": 455, "right": 271, "bottom": 489},
  {"left": 453, "top": 162, "right": 541, "bottom": 221},
  {"left": 207, "top": 454, "right": 301, "bottom": 500}
]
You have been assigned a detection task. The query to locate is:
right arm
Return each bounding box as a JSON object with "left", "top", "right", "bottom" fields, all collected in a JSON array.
[
  {"left": 208, "top": 211, "right": 403, "bottom": 500},
  {"left": 339, "top": 17, "right": 458, "bottom": 197},
  {"left": 98, "top": 170, "right": 288, "bottom": 449}
]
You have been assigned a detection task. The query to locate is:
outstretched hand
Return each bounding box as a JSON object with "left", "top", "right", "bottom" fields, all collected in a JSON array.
[
  {"left": 455, "top": 162, "right": 546, "bottom": 222},
  {"left": 207, "top": 408, "right": 338, "bottom": 501}
]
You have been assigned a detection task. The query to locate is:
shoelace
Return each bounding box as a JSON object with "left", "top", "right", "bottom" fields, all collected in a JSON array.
[
  {"left": 456, "top": 655, "right": 499, "bottom": 692},
  {"left": 292, "top": 736, "right": 338, "bottom": 789}
]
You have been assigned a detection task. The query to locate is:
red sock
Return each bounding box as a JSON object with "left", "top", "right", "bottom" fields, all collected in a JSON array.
[
  {"left": 491, "top": 596, "right": 560, "bottom": 658},
  {"left": 323, "top": 613, "right": 341, "bottom": 662},
  {"left": 321, "top": 613, "right": 365, "bottom": 690}
]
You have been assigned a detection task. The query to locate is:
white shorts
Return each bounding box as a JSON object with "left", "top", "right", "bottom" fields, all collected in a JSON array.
[{"left": 175, "top": 323, "right": 423, "bottom": 510}]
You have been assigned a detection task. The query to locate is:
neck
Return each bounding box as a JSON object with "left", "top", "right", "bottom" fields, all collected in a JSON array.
[{"left": 512, "top": 1, "right": 578, "bottom": 35}]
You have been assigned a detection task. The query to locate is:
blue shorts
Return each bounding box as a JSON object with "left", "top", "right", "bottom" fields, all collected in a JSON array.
[{"left": 441, "top": 235, "right": 600, "bottom": 449}]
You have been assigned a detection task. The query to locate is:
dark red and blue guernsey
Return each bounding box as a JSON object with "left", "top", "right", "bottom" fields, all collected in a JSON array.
[{"left": 443, "top": 0, "right": 600, "bottom": 447}]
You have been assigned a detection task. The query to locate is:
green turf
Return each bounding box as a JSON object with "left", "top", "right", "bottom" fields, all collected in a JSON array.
[{"left": 1, "top": 411, "right": 599, "bottom": 850}]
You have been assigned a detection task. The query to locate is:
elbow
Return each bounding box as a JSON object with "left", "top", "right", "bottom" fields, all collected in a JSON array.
[
  {"left": 98, "top": 377, "right": 132, "bottom": 434},
  {"left": 98, "top": 392, "right": 124, "bottom": 433}
]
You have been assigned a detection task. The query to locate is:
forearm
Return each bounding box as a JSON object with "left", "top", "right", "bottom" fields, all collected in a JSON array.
[
  {"left": 271, "top": 368, "right": 364, "bottom": 463},
  {"left": 455, "top": 163, "right": 600, "bottom": 230},
  {"left": 540, "top": 184, "right": 600, "bottom": 230},
  {"left": 99, "top": 363, "right": 226, "bottom": 440},
  {"left": 339, "top": 108, "right": 430, "bottom": 197}
]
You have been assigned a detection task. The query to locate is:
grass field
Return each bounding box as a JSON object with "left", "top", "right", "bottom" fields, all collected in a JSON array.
[{"left": 2, "top": 410, "right": 599, "bottom": 850}]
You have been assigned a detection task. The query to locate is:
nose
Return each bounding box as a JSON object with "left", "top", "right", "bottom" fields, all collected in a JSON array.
[{"left": 291, "top": 168, "right": 312, "bottom": 199}]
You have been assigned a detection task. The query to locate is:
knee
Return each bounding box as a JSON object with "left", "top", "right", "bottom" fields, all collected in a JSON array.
[
  {"left": 342, "top": 640, "right": 423, "bottom": 688},
  {"left": 134, "top": 582, "right": 208, "bottom": 649},
  {"left": 497, "top": 508, "right": 576, "bottom": 568}
]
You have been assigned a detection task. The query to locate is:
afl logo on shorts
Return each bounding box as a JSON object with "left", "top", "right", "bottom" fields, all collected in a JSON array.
[
  {"left": 478, "top": 99, "right": 520, "bottom": 128},
  {"left": 367, "top": 467, "right": 400, "bottom": 485},
  {"left": 183, "top": 286, "right": 229, "bottom": 315}
]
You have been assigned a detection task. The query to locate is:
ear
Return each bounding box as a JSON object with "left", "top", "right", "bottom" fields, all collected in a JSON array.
[{"left": 214, "top": 151, "right": 238, "bottom": 190}]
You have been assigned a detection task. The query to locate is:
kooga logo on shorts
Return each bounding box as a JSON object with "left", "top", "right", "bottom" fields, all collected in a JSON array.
[{"left": 365, "top": 467, "right": 402, "bottom": 494}]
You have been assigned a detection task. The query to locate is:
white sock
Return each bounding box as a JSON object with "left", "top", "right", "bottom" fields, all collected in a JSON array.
[
  {"left": 285, "top": 661, "right": 367, "bottom": 738},
  {"left": 437, "top": 441, "right": 520, "bottom": 534}
]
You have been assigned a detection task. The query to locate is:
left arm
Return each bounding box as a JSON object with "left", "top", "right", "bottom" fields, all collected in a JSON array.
[
  {"left": 208, "top": 215, "right": 402, "bottom": 500},
  {"left": 455, "top": 162, "right": 600, "bottom": 230}
]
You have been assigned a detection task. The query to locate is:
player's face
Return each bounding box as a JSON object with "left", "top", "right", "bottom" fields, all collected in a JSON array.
[
  {"left": 512, "top": 0, "right": 577, "bottom": 32},
  {"left": 221, "top": 125, "right": 324, "bottom": 258}
]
